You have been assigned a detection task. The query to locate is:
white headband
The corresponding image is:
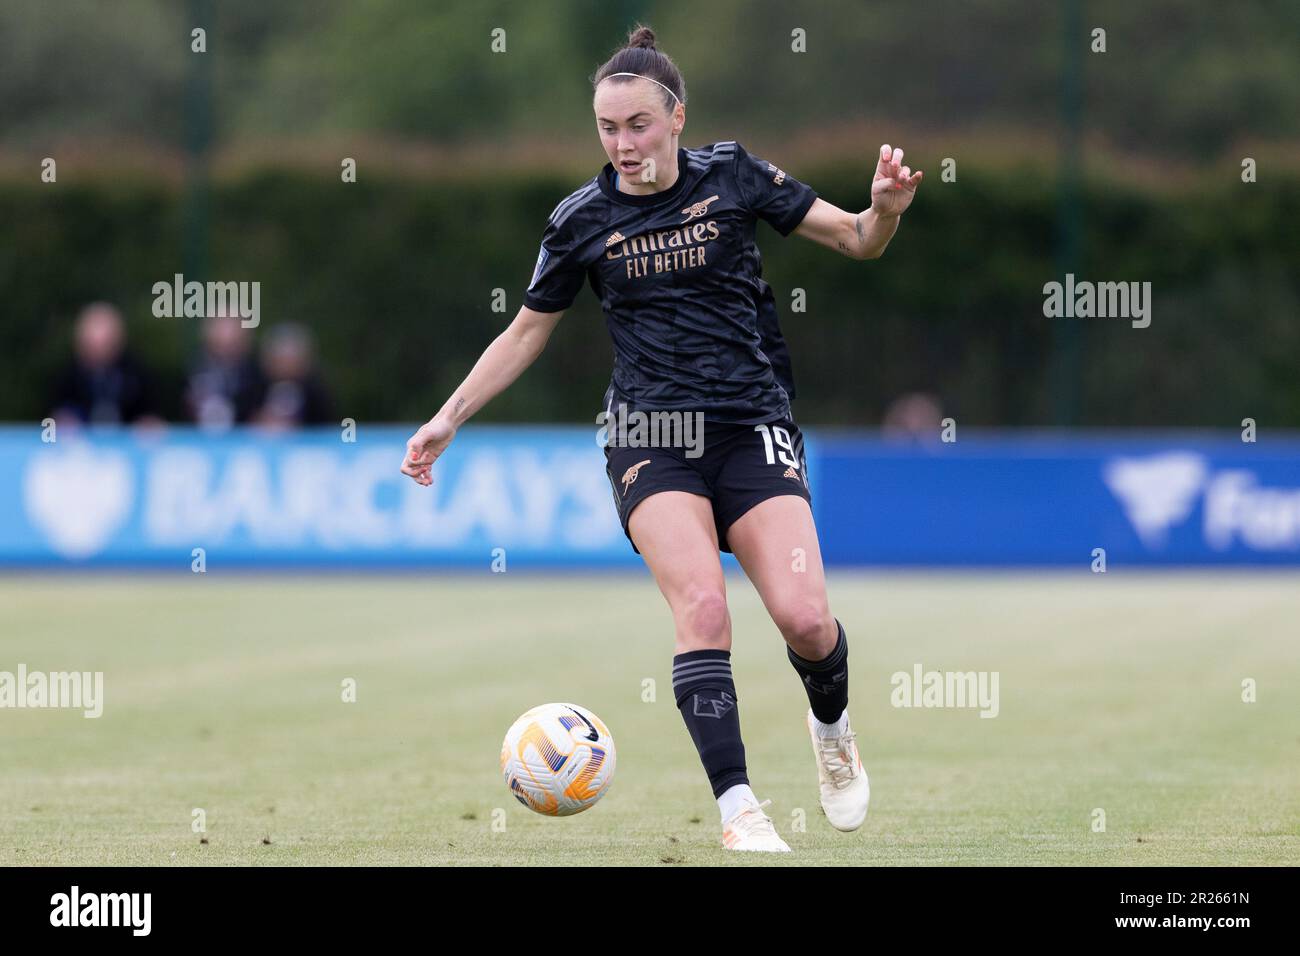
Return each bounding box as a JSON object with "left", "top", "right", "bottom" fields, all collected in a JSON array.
[{"left": 600, "top": 71, "right": 682, "bottom": 106}]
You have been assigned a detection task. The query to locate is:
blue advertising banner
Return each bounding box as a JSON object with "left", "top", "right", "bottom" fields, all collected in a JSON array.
[
  {"left": 1, "top": 426, "right": 1298, "bottom": 567},
  {"left": 817, "top": 432, "right": 1300, "bottom": 566},
  {"left": 0, "top": 426, "right": 641, "bottom": 568}
]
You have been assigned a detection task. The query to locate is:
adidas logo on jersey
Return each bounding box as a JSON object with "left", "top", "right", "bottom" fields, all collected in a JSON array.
[
  {"left": 783, "top": 465, "right": 800, "bottom": 481},
  {"left": 605, "top": 231, "right": 626, "bottom": 247}
]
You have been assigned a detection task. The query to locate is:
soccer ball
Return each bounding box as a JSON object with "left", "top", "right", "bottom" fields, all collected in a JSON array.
[{"left": 500, "top": 703, "right": 616, "bottom": 816}]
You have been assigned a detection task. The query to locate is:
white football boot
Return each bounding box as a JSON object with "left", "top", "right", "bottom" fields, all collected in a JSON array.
[
  {"left": 807, "top": 709, "right": 870, "bottom": 831},
  {"left": 721, "top": 799, "right": 791, "bottom": 852}
]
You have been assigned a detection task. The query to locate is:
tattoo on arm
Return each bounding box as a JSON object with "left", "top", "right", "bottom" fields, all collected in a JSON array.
[
  {"left": 855, "top": 212, "right": 867, "bottom": 248},
  {"left": 453, "top": 397, "right": 465, "bottom": 419}
]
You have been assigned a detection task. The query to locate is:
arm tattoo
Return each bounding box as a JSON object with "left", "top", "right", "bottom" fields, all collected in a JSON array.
[{"left": 855, "top": 212, "right": 867, "bottom": 248}]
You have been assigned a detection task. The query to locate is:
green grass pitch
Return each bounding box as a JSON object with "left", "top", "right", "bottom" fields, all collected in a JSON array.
[{"left": 1, "top": 571, "right": 1296, "bottom": 866}]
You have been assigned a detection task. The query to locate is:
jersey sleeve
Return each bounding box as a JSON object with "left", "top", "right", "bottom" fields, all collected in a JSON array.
[
  {"left": 522, "top": 215, "right": 588, "bottom": 313},
  {"left": 732, "top": 142, "right": 818, "bottom": 237}
]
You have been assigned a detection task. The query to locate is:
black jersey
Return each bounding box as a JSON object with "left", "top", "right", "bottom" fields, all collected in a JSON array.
[{"left": 522, "top": 141, "right": 818, "bottom": 424}]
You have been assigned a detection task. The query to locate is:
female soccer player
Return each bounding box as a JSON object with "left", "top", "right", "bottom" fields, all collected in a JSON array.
[{"left": 401, "top": 26, "right": 921, "bottom": 852}]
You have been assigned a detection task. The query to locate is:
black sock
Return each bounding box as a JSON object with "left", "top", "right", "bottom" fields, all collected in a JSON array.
[
  {"left": 787, "top": 618, "right": 849, "bottom": 724},
  {"left": 672, "top": 649, "right": 748, "bottom": 798}
]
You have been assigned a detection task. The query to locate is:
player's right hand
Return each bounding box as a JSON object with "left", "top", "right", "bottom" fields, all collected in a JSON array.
[{"left": 401, "top": 417, "right": 457, "bottom": 486}]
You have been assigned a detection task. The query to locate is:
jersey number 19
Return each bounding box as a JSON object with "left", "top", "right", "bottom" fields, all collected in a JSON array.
[{"left": 754, "top": 424, "right": 799, "bottom": 469}]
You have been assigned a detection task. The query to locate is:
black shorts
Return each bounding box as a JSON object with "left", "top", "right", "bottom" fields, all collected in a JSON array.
[{"left": 603, "top": 415, "right": 812, "bottom": 554}]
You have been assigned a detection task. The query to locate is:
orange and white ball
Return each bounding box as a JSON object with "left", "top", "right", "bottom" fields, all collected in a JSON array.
[{"left": 500, "top": 703, "right": 616, "bottom": 816}]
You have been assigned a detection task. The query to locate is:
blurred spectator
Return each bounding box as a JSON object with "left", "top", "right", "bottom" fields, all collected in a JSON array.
[
  {"left": 882, "top": 391, "right": 944, "bottom": 442},
  {"left": 50, "top": 302, "right": 161, "bottom": 426},
  {"left": 254, "top": 323, "right": 334, "bottom": 428},
  {"left": 186, "top": 313, "right": 266, "bottom": 431}
]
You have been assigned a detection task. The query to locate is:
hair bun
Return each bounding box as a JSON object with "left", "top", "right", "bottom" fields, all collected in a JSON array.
[{"left": 627, "top": 26, "right": 656, "bottom": 50}]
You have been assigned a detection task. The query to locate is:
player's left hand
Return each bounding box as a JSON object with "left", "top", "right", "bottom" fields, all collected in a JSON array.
[{"left": 870, "top": 144, "right": 922, "bottom": 218}]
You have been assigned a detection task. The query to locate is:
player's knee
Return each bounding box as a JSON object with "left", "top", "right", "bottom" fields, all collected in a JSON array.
[
  {"left": 780, "top": 602, "right": 835, "bottom": 658},
  {"left": 675, "top": 588, "right": 731, "bottom": 649}
]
